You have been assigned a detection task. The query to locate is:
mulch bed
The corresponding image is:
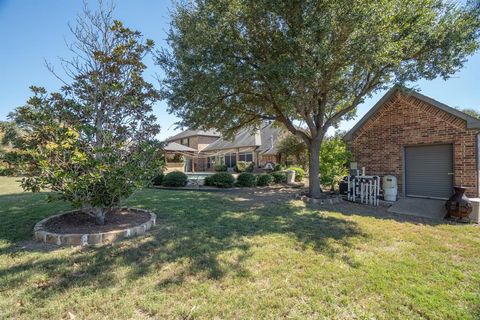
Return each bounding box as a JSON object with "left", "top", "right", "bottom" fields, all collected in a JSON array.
[{"left": 43, "top": 209, "right": 151, "bottom": 234}]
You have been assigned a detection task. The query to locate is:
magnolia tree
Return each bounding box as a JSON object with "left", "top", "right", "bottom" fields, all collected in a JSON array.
[
  {"left": 157, "top": 0, "right": 480, "bottom": 198},
  {"left": 11, "top": 3, "right": 162, "bottom": 225}
]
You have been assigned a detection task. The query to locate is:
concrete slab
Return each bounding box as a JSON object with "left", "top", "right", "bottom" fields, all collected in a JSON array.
[{"left": 387, "top": 197, "right": 446, "bottom": 220}]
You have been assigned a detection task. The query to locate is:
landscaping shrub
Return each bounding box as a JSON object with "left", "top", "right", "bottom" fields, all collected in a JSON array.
[
  {"left": 257, "top": 174, "right": 274, "bottom": 186},
  {"left": 236, "top": 172, "right": 257, "bottom": 187},
  {"left": 320, "top": 136, "right": 352, "bottom": 190},
  {"left": 162, "top": 171, "right": 188, "bottom": 187},
  {"left": 214, "top": 164, "right": 227, "bottom": 172},
  {"left": 271, "top": 171, "right": 287, "bottom": 184},
  {"left": 152, "top": 172, "right": 164, "bottom": 186},
  {"left": 0, "top": 167, "right": 14, "bottom": 176},
  {"left": 204, "top": 176, "right": 213, "bottom": 186},
  {"left": 286, "top": 167, "right": 305, "bottom": 182},
  {"left": 235, "top": 161, "right": 254, "bottom": 173},
  {"left": 209, "top": 172, "right": 235, "bottom": 188},
  {"left": 274, "top": 163, "right": 285, "bottom": 171}
]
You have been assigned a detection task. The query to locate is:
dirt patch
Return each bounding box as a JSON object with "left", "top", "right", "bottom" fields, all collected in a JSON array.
[{"left": 43, "top": 209, "right": 151, "bottom": 234}]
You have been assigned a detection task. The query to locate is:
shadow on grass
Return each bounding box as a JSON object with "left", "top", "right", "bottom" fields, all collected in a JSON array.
[
  {"left": 0, "top": 192, "right": 71, "bottom": 244},
  {"left": 0, "top": 189, "right": 366, "bottom": 299}
]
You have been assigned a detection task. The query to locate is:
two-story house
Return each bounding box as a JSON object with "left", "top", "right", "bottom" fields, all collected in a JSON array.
[{"left": 163, "top": 122, "right": 285, "bottom": 173}]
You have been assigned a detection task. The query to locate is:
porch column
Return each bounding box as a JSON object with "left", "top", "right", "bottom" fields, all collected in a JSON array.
[{"left": 192, "top": 154, "right": 195, "bottom": 173}]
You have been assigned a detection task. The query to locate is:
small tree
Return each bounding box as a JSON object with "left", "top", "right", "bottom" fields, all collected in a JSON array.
[
  {"left": 11, "top": 3, "right": 162, "bottom": 225},
  {"left": 277, "top": 135, "right": 307, "bottom": 169},
  {"left": 158, "top": 0, "right": 480, "bottom": 198},
  {"left": 319, "top": 137, "right": 351, "bottom": 191}
]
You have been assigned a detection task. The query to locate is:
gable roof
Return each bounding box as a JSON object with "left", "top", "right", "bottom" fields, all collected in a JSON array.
[
  {"left": 344, "top": 86, "right": 480, "bottom": 141},
  {"left": 163, "top": 142, "right": 197, "bottom": 152},
  {"left": 166, "top": 129, "right": 220, "bottom": 142},
  {"left": 202, "top": 122, "right": 283, "bottom": 154}
]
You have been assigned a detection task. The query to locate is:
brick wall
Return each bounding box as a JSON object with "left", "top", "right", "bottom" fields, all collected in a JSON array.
[{"left": 350, "top": 91, "right": 479, "bottom": 197}]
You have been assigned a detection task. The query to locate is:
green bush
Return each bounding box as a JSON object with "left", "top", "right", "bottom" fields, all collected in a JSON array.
[
  {"left": 204, "top": 175, "right": 213, "bottom": 186},
  {"left": 286, "top": 167, "right": 305, "bottom": 182},
  {"left": 235, "top": 161, "right": 254, "bottom": 173},
  {"left": 152, "top": 172, "right": 164, "bottom": 186},
  {"left": 320, "top": 137, "right": 352, "bottom": 190},
  {"left": 236, "top": 172, "right": 257, "bottom": 187},
  {"left": 257, "top": 174, "right": 274, "bottom": 186},
  {"left": 274, "top": 163, "right": 285, "bottom": 171},
  {"left": 162, "top": 171, "right": 188, "bottom": 187},
  {"left": 209, "top": 172, "right": 235, "bottom": 188},
  {"left": 271, "top": 171, "right": 286, "bottom": 184},
  {"left": 214, "top": 164, "right": 227, "bottom": 172},
  {"left": 0, "top": 167, "right": 14, "bottom": 176}
]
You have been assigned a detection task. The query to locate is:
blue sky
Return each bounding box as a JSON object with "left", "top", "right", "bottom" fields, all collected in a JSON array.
[{"left": 0, "top": 0, "right": 479, "bottom": 140}]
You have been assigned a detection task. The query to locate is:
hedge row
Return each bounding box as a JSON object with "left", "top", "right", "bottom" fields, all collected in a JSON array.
[
  {"left": 206, "top": 172, "right": 287, "bottom": 188},
  {"left": 153, "top": 169, "right": 303, "bottom": 189}
]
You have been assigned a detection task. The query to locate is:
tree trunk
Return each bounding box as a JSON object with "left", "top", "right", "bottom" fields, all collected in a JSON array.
[
  {"left": 307, "top": 139, "right": 323, "bottom": 198},
  {"left": 92, "top": 207, "right": 106, "bottom": 225}
]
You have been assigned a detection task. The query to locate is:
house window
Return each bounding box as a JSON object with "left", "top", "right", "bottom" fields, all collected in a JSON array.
[
  {"left": 238, "top": 152, "right": 253, "bottom": 162},
  {"left": 180, "top": 138, "right": 189, "bottom": 146},
  {"left": 224, "top": 153, "right": 237, "bottom": 169}
]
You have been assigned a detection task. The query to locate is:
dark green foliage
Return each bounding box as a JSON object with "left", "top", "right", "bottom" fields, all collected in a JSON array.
[
  {"left": 271, "top": 171, "right": 287, "bottom": 184},
  {"left": 274, "top": 164, "right": 286, "bottom": 171},
  {"left": 235, "top": 161, "right": 254, "bottom": 173},
  {"left": 236, "top": 172, "right": 257, "bottom": 187},
  {"left": 209, "top": 172, "right": 235, "bottom": 188},
  {"left": 287, "top": 167, "right": 305, "bottom": 182},
  {"left": 214, "top": 164, "right": 227, "bottom": 172},
  {"left": 162, "top": 171, "right": 188, "bottom": 187},
  {"left": 204, "top": 176, "right": 213, "bottom": 186},
  {"left": 0, "top": 167, "right": 14, "bottom": 176},
  {"left": 152, "top": 172, "right": 164, "bottom": 186},
  {"left": 257, "top": 174, "right": 274, "bottom": 187}
]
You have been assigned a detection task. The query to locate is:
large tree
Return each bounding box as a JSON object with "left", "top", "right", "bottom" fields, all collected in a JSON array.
[
  {"left": 157, "top": 0, "right": 480, "bottom": 198},
  {"left": 11, "top": 2, "right": 162, "bottom": 224}
]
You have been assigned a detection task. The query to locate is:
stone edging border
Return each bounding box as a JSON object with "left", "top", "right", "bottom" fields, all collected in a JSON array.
[
  {"left": 295, "top": 194, "right": 342, "bottom": 205},
  {"left": 33, "top": 207, "right": 156, "bottom": 246}
]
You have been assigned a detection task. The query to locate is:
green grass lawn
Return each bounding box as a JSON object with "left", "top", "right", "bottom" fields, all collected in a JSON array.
[{"left": 1, "top": 177, "right": 479, "bottom": 319}]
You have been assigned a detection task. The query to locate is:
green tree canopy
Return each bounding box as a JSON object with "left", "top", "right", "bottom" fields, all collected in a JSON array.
[
  {"left": 158, "top": 0, "right": 480, "bottom": 198},
  {"left": 11, "top": 3, "right": 162, "bottom": 225},
  {"left": 461, "top": 108, "right": 480, "bottom": 119}
]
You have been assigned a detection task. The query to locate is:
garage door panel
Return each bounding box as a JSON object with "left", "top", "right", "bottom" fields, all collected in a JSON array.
[{"left": 405, "top": 144, "right": 453, "bottom": 199}]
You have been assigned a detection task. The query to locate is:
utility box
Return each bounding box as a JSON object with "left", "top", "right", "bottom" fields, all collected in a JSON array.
[
  {"left": 286, "top": 170, "right": 296, "bottom": 184},
  {"left": 383, "top": 175, "right": 398, "bottom": 202},
  {"left": 469, "top": 198, "right": 480, "bottom": 223}
]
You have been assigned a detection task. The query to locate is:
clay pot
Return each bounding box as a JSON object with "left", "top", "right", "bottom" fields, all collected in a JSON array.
[{"left": 445, "top": 186, "right": 472, "bottom": 219}]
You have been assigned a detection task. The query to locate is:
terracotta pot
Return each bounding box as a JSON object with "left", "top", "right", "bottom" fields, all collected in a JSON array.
[{"left": 445, "top": 186, "right": 472, "bottom": 219}]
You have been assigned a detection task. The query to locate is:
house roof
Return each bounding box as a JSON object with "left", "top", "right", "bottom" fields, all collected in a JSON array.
[
  {"left": 344, "top": 86, "right": 480, "bottom": 141},
  {"left": 202, "top": 122, "right": 283, "bottom": 154},
  {"left": 166, "top": 129, "right": 220, "bottom": 142},
  {"left": 163, "top": 142, "right": 197, "bottom": 152}
]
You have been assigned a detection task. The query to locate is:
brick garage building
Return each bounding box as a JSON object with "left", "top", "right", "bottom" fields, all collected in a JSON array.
[{"left": 344, "top": 86, "right": 480, "bottom": 198}]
